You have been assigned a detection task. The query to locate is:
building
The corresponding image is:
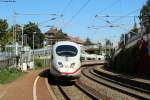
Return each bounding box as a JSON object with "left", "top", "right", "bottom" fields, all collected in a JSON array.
[
  {"left": 45, "top": 28, "right": 85, "bottom": 46},
  {"left": 45, "top": 28, "right": 61, "bottom": 45},
  {"left": 67, "top": 36, "right": 85, "bottom": 45}
]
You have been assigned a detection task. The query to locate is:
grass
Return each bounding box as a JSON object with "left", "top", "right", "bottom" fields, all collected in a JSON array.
[
  {"left": 0, "top": 68, "right": 26, "bottom": 84},
  {"left": 34, "top": 59, "right": 50, "bottom": 70}
]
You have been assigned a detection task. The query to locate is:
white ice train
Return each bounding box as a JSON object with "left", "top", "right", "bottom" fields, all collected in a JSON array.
[{"left": 50, "top": 41, "right": 81, "bottom": 80}]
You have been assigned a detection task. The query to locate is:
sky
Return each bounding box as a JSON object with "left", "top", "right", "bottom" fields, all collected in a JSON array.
[{"left": 0, "top": 0, "right": 147, "bottom": 45}]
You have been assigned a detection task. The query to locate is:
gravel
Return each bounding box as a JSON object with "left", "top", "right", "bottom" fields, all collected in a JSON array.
[
  {"left": 61, "top": 85, "right": 91, "bottom": 100},
  {"left": 80, "top": 72, "right": 137, "bottom": 100},
  {"left": 50, "top": 84, "right": 65, "bottom": 100},
  {"left": 49, "top": 79, "right": 91, "bottom": 100}
]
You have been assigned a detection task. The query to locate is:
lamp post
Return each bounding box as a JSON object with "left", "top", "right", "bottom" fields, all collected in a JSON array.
[
  {"left": 21, "top": 25, "right": 24, "bottom": 46},
  {"left": 33, "top": 32, "right": 36, "bottom": 68},
  {"left": 21, "top": 25, "right": 24, "bottom": 70}
]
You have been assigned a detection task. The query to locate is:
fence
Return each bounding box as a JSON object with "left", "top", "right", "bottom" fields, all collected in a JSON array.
[
  {"left": 0, "top": 52, "right": 16, "bottom": 69},
  {"left": 114, "top": 33, "right": 150, "bottom": 57}
]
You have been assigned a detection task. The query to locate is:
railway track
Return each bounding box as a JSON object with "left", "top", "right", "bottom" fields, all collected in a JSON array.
[
  {"left": 56, "top": 80, "right": 100, "bottom": 100},
  {"left": 93, "top": 68, "right": 150, "bottom": 94},
  {"left": 82, "top": 67, "right": 150, "bottom": 100},
  {"left": 47, "top": 62, "right": 103, "bottom": 100}
]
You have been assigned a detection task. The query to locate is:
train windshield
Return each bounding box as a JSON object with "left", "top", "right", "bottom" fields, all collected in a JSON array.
[{"left": 56, "top": 45, "right": 78, "bottom": 57}]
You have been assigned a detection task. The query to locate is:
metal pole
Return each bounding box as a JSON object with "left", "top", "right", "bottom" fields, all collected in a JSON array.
[
  {"left": 13, "top": 10, "right": 17, "bottom": 67},
  {"left": 21, "top": 25, "right": 24, "bottom": 46},
  {"left": 33, "top": 33, "right": 34, "bottom": 68},
  {"left": 33, "top": 32, "right": 36, "bottom": 68},
  {"left": 21, "top": 25, "right": 23, "bottom": 69},
  {"left": 44, "top": 47, "right": 46, "bottom": 67}
]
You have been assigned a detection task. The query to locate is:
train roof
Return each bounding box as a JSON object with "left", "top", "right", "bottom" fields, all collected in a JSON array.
[
  {"left": 54, "top": 41, "right": 79, "bottom": 46},
  {"left": 53, "top": 41, "right": 80, "bottom": 48}
]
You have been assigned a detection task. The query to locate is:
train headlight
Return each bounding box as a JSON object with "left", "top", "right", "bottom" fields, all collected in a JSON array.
[
  {"left": 58, "top": 62, "right": 63, "bottom": 68},
  {"left": 70, "top": 63, "right": 75, "bottom": 68}
]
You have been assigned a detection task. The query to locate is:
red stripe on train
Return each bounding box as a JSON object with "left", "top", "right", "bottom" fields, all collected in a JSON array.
[{"left": 61, "top": 68, "right": 80, "bottom": 75}]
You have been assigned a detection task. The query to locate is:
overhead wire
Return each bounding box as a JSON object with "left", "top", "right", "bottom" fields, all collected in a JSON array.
[
  {"left": 92, "top": 15, "right": 139, "bottom": 36},
  {"left": 15, "top": 12, "right": 63, "bottom": 31},
  {"left": 92, "top": 7, "right": 141, "bottom": 32},
  {"left": 110, "top": 8, "right": 140, "bottom": 23},
  {"left": 94, "top": 14, "right": 138, "bottom": 28},
  {"left": 97, "top": 0, "right": 121, "bottom": 15},
  {"left": 62, "top": 0, "right": 91, "bottom": 29},
  {"left": 59, "top": 0, "right": 73, "bottom": 29},
  {"left": 95, "top": 15, "right": 139, "bottom": 18},
  {"left": 89, "top": 0, "right": 142, "bottom": 44},
  {"left": 61, "top": 0, "right": 73, "bottom": 14},
  {"left": 88, "top": 0, "right": 122, "bottom": 34},
  {"left": 15, "top": 13, "right": 63, "bottom": 16},
  {"left": 21, "top": 18, "right": 56, "bottom": 31},
  {"left": 91, "top": 0, "right": 121, "bottom": 23},
  {"left": 16, "top": 12, "right": 63, "bottom": 28},
  {"left": 69, "top": 0, "right": 91, "bottom": 22}
]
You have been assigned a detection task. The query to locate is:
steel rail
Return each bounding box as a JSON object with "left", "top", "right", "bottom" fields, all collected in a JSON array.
[
  {"left": 75, "top": 81, "right": 100, "bottom": 100},
  {"left": 82, "top": 67, "right": 150, "bottom": 100},
  {"left": 92, "top": 69, "right": 150, "bottom": 94}
]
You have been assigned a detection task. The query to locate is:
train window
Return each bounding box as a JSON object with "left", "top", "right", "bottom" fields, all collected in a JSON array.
[{"left": 56, "top": 45, "right": 78, "bottom": 57}]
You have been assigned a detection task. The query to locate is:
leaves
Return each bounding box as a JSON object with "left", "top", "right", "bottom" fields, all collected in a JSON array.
[
  {"left": 0, "top": 20, "right": 44, "bottom": 50},
  {"left": 140, "top": 0, "right": 150, "bottom": 33},
  {"left": 23, "top": 22, "right": 44, "bottom": 49},
  {"left": 0, "top": 19, "right": 8, "bottom": 34},
  {"left": 0, "top": 19, "right": 12, "bottom": 50}
]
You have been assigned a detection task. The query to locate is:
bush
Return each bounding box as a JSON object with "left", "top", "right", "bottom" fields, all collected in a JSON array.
[{"left": 34, "top": 59, "right": 50, "bottom": 69}]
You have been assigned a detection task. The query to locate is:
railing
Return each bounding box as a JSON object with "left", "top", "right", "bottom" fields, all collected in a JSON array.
[{"left": 126, "top": 33, "right": 141, "bottom": 44}]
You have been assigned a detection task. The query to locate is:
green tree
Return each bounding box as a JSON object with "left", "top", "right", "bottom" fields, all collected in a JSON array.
[
  {"left": 0, "top": 19, "right": 8, "bottom": 35},
  {"left": 85, "top": 37, "right": 93, "bottom": 45},
  {"left": 8, "top": 24, "right": 22, "bottom": 43},
  {"left": 55, "top": 29, "right": 68, "bottom": 40},
  {"left": 0, "top": 19, "right": 13, "bottom": 50},
  {"left": 23, "top": 22, "right": 44, "bottom": 49},
  {"left": 140, "top": 0, "right": 150, "bottom": 33}
]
